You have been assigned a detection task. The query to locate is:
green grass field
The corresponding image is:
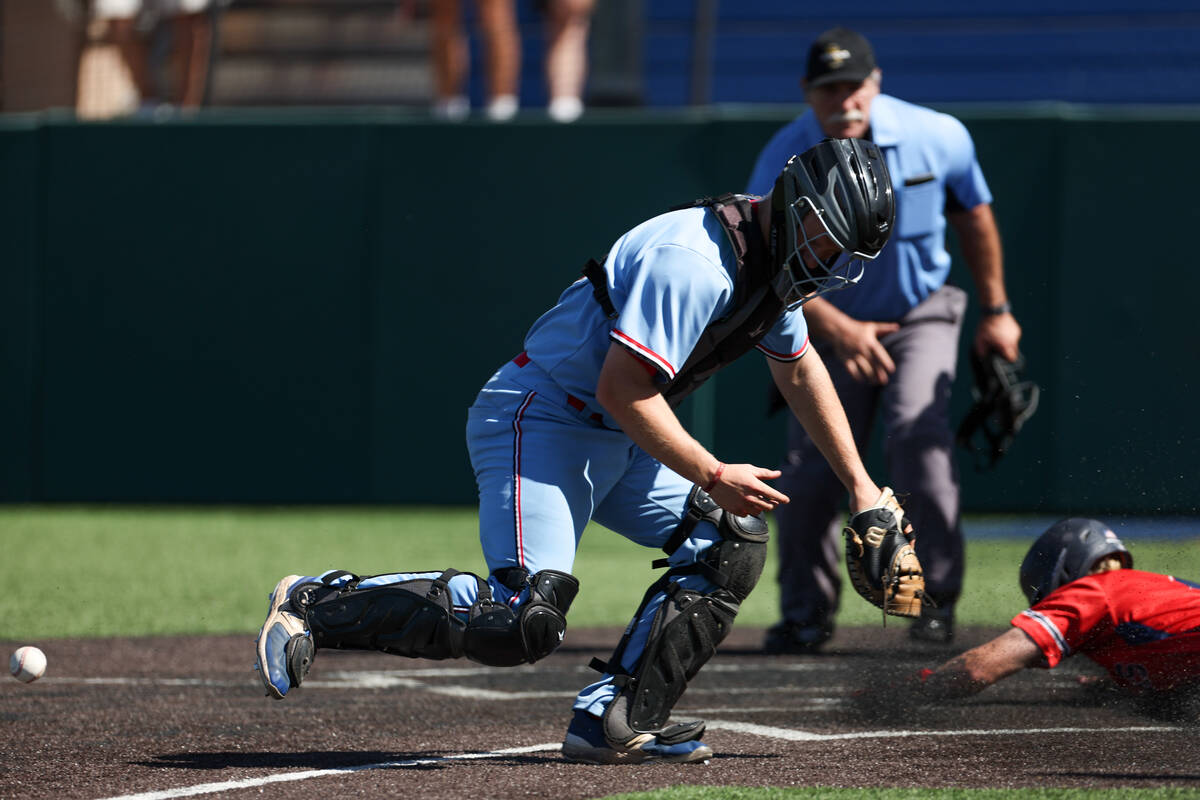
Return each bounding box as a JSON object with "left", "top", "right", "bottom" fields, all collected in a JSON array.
[{"left": 2, "top": 505, "right": 1198, "bottom": 640}]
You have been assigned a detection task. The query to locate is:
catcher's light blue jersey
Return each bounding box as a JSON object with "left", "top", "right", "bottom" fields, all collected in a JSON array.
[{"left": 521, "top": 204, "right": 810, "bottom": 428}]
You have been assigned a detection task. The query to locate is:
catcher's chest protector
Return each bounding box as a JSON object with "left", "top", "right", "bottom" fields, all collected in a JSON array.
[{"left": 583, "top": 195, "right": 785, "bottom": 407}]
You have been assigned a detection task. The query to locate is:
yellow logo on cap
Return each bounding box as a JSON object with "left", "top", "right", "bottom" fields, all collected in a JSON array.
[{"left": 821, "top": 44, "right": 852, "bottom": 69}]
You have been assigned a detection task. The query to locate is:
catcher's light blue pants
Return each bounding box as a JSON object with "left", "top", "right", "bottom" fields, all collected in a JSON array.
[
  {"left": 294, "top": 358, "right": 724, "bottom": 718},
  {"left": 466, "top": 358, "right": 724, "bottom": 716}
]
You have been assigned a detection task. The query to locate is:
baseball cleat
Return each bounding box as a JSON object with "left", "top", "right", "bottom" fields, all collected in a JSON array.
[
  {"left": 561, "top": 710, "right": 712, "bottom": 765},
  {"left": 254, "top": 575, "right": 315, "bottom": 699},
  {"left": 909, "top": 604, "right": 955, "bottom": 645},
  {"left": 763, "top": 619, "right": 833, "bottom": 654}
]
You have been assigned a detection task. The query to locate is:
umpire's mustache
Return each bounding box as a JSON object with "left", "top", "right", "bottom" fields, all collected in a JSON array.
[{"left": 826, "top": 110, "right": 866, "bottom": 125}]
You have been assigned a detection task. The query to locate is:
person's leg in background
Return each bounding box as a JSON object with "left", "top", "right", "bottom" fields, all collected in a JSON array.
[
  {"left": 95, "top": 0, "right": 155, "bottom": 106},
  {"left": 430, "top": 0, "right": 471, "bottom": 119},
  {"left": 879, "top": 285, "right": 968, "bottom": 644},
  {"left": 167, "top": 1, "right": 214, "bottom": 108},
  {"left": 474, "top": 0, "right": 520, "bottom": 120},
  {"left": 541, "top": 0, "right": 594, "bottom": 122}
]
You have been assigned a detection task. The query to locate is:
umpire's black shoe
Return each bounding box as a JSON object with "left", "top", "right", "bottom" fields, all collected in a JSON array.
[
  {"left": 763, "top": 619, "right": 833, "bottom": 654},
  {"left": 909, "top": 605, "right": 955, "bottom": 645}
]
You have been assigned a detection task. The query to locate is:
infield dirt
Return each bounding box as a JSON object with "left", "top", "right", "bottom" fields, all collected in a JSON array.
[{"left": 2, "top": 625, "right": 1197, "bottom": 799}]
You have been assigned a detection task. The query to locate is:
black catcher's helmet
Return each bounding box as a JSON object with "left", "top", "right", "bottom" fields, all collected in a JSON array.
[
  {"left": 1019, "top": 518, "right": 1132, "bottom": 605},
  {"left": 769, "top": 137, "right": 895, "bottom": 309}
]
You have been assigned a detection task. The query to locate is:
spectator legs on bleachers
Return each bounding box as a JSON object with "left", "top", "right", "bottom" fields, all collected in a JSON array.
[
  {"left": 430, "top": 0, "right": 521, "bottom": 121},
  {"left": 541, "top": 0, "right": 594, "bottom": 123}
]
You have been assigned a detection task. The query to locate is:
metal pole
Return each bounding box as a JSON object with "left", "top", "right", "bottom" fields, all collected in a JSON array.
[{"left": 689, "top": 0, "right": 717, "bottom": 106}]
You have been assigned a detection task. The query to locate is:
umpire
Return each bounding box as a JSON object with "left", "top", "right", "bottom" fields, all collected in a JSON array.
[{"left": 746, "top": 27, "right": 1023, "bottom": 649}]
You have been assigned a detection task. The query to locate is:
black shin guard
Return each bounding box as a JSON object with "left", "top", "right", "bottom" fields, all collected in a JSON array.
[
  {"left": 296, "top": 570, "right": 473, "bottom": 659},
  {"left": 600, "top": 488, "right": 769, "bottom": 738},
  {"left": 296, "top": 568, "right": 579, "bottom": 666}
]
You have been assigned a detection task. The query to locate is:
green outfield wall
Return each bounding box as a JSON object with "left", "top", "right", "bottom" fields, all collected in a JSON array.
[{"left": 1, "top": 107, "right": 1196, "bottom": 513}]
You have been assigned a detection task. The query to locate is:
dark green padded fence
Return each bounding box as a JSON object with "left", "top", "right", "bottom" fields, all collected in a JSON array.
[{"left": 1, "top": 107, "right": 1196, "bottom": 513}]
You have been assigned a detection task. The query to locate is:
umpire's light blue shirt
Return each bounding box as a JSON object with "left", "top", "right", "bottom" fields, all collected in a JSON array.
[{"left": 746, "top": 93, "right": 992, "bottom": 322}]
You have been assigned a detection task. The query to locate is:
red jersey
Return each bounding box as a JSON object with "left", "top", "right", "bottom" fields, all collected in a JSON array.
[{"left": 1011, "top": 569, "right": 1200, "bottom": 692}]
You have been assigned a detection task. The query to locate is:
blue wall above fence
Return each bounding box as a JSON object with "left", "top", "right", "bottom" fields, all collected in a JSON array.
[{"left": 635, "top": 3, "right": 1200, "bottom": 107}]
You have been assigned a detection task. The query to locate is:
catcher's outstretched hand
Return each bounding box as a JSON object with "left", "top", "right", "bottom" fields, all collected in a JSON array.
[
  {"left": 707, "top": 462, "right": 789, "bottom": 517},
  {"left": 843, "top": 487, "right": 925, "bottom": 618}
]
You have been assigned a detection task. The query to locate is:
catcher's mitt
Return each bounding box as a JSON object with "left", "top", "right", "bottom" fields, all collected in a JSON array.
[{"left": 844, "top": 488, "right": 925, "bottom": 619}]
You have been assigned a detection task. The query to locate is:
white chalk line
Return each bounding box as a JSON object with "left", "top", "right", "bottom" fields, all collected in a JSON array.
[
  {"left": 39, "top": 659, "right": 827, "bottom": 684},
  {"left": 28, "top": 659, "right": 1108, "bottom": 712},
  {"left": 681, "top": 699, "right": 844, "bottom": 714},
  {"left": 92, "top": 742, "right": 563, "bottom": 800},
  {"left": 705, "top": 720, "right": 1183, "bottom": 741},
  {"left": 39, "top": 660, "right": 847, "bottom": 702}
]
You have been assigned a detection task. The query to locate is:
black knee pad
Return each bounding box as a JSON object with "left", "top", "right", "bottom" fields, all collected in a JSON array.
[
  {"left": 665, "top": 486, "right": 769, "bottom": 601},
  {"left": 464, "top": 569, "right": 579, "bottom": 667}
]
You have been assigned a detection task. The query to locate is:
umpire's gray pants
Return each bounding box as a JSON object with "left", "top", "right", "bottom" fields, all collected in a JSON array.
[{"left": 775, "top": 284, "right": 968, "bottom": 626}]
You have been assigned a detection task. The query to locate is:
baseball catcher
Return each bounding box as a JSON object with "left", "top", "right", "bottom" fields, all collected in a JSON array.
[
  {"left": 843, "top": 487, "right": 925, "bottom": 618},
  {"left": 255, "top": 138, "right": 902, "bottom": 765}
]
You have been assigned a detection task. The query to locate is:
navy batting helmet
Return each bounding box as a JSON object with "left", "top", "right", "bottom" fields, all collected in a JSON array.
[
  {"left": 770, "top": 137, "right": 895, "bottom": 309},
  {"left": 1018, "top": 518, "right": 1132, "bottom": 605}
]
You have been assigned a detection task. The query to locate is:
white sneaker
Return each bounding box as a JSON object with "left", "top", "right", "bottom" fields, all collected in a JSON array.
[
  {"left": 548, "top": 96, "right": 583, "bottom": 123},
  {"left": 486, "top": 94, "right": 519, "bottom": 122},
  {"left": 433, "top": 95, "right": 470, "bottom": 121}
]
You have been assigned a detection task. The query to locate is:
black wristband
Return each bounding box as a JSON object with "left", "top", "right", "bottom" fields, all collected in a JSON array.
[{"left": 982, "top": 301, "right": 1012, "bottom": 316}]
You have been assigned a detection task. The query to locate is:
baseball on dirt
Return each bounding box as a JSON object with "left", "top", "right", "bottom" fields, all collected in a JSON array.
[{"left": 10, "top": 646, "right": 47, "bottom": 683}]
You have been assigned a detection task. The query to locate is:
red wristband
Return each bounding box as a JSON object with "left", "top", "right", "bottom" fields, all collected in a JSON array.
[
  {"left": 916, "top": 668, "right": 935, "bottom": 683},
  {"left": 703, "top": 463, "right": 725, "bottom": 493}
]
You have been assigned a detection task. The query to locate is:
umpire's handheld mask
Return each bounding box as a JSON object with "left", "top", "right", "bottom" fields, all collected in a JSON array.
[{"left": 956, "top": 350, "right": 1041, "bottom": 471}]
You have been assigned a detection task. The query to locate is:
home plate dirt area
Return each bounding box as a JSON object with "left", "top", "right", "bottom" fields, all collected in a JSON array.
[{"left": 3, "top": 626, "right": 1198, "bottom": 800}]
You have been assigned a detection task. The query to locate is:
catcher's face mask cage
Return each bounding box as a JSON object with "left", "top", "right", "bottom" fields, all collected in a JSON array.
[
  {"left": 771, "top": 138, "right": 896, "bottom": 310},
  {"left": 1018, "top": 517, "right": 1132, "bottom": 605},
  {"left": 779, "top": 196, "right": 865, "bottom": 309}
]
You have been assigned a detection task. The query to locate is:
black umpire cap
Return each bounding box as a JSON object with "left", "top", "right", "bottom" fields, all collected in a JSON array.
[{"left": 805, "top": 27, "right": 877, "bottom": 88}]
